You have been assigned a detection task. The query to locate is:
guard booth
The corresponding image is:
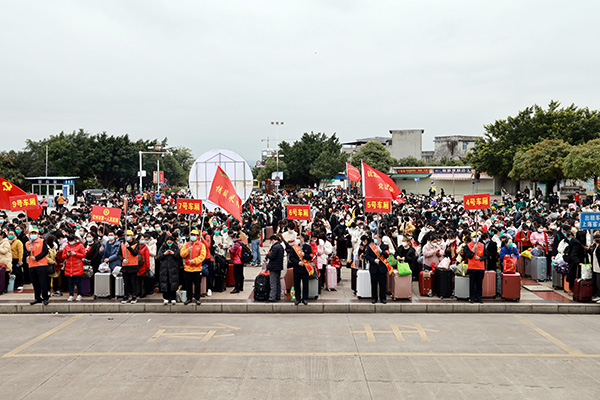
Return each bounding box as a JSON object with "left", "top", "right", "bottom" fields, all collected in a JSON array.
[{"left": 27, "top": 176, "right": 79, "bottom": 207}]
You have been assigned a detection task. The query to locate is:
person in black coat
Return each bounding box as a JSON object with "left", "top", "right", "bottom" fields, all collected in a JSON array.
[
  {"left": 365, "top": 234, "right": 390, "bottom": 304},
  {"left": 563, "top": 230, "right": 585, "bottom": 293},
  {"left": 285, "top": 234, "right": 312, "bottom": 305},
  {"left": 395, "top": 237, "right": 418, "bottom": 281},
  {"left": 157, "top": 235, "right": 182, "bottom": 304},
  {"left": 266, "top": 235, "right": 284, "bottom": 302}
]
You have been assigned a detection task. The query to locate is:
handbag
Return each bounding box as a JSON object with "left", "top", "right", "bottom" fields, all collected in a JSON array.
[
  {"left": 397, "top": 262, "right": 412, "bottom": 276},
  {"left": 201, "top": 264, "right": 209, "bottom": 276},
  {"left": 503, "top": 256, "right": 517, "bottom": 274}
]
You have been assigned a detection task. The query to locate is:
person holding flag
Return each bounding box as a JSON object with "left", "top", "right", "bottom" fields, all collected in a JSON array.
[
  {"left": 365, "top": 233, "right": 391, "bottom": 304},
  {"left": 25, "top": 228, "right": 50, "bottom": 305},
  {"left": 180, "top": 229, "right": 207, "bottom": 304}
]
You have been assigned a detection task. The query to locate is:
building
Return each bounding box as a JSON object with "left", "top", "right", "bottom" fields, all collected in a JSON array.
[
  {"left": 341, "top": 136, "right": 391, "bottom": 157},
  {"left": 27, "top": 176, "right": 79, "bottom": 206},
  {"left": 389, "top": 129, "right": 423, "bottom": 160},
  {"left": 433, "top": 135, "right": 479, "bottom": 161},
  {"left": 390, "top": 167, "right": 496, "bottom": 196}
]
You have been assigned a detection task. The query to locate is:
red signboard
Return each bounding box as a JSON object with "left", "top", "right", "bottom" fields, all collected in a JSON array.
[
  {"left": 153, "top": 171, "right": 165, "bottom": 184},
  {"left": 365, "top": 198, "right": 392, "bottom": 213},
  {"left": 176, "top": 199, "right": 203, "bottom": 214},
  {"left": 463, "top": 193, "right": 491, "bottom": 210},
  {"left": 287, "top": 205, "right": 311, "bottom": 221},
  {"left": 91, "top": 206, "right": 122, "bottom": 225},
  {"left": 9, "top": 195, "right": 39, "bottom": 211},
  {"left": 395, "top": 168, "right": 430, "bottom": 174}
]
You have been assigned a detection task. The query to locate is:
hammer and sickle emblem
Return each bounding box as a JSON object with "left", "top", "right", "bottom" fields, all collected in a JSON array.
[
  {"left": 2, "top": 182, "right": 13, "bottom": 191},
  {"left": 103, "top": 209, "right": 110, "bottom": 216}
]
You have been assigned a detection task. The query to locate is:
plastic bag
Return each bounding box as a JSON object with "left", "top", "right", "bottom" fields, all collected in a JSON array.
[
  {"left": 521, "top": 250, "right": 532, "bottom": 259},
  {"left": 438, "top": 257, "right": 450, "bottom": 269},
  {"left": 112, "top": 266, "right": 122, "bottom": 277},
  {"left": 530, "top": 247, "right": 544, "bottom": 257},
  {"left": 454, "top": 263, "right": 468, "bottom": 277},
  {"left": 581, "top": 264, "right": 592, "bottom": 280},
  {"left": 397, "top": 262, "right": 412, "bottom": 276},
  {"left": 176, "top": 288, "right": 187, "bottom": 303},
  {"left": 503, "top": 256, "right": 517, "bottom": 274},
  {"left": 98, "top": 262, "right": 110, "bottom": 273},
  {"left": 388, "top": 254, "right": 398, "bottom": 268}
]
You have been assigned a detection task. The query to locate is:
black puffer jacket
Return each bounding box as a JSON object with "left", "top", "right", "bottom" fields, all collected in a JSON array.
[{"left": 157, "top": 242, "right": 182, "bottom": 292}]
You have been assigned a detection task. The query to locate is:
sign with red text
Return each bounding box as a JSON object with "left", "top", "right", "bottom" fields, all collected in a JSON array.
[
  {"left": 365, "top": 198, "right": 392, "bottom": 213},
  {"left": 176, "top": 198, "right": 203, "bottom": 214},
  {"left": 287, "top": 204, "right": 311, "bottom": 221},
  {"left": 463, "top": 193, "right": 491, "bottom": 210},
  {"left": 9, "top": 194, "right": 39, "bottom": 211},
  {"left": 91, "top": 206, "right": 122, "bottom": 225}
]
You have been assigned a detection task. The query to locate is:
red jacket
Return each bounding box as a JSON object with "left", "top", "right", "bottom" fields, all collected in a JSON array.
[
  {"left": 61, "top": 242, "right": 86, "bottom": 277},
  {"left": 515, "top": 230, "right": 532, "bottom": 249},
  {"left": 230, "top": 240, "right": 242, "bottom": 264},
  {"left": 138, "top": 244, "right": 150, "bottom": 276}
]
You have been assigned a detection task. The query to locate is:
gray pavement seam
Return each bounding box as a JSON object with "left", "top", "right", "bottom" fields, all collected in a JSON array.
[{"left": 347, "top": 314, "right": 374, "bottom": 400}]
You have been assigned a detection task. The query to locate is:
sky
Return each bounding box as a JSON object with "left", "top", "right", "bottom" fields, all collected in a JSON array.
[{"left": 1, "top": 0, "right": 599, "bottom": 165}]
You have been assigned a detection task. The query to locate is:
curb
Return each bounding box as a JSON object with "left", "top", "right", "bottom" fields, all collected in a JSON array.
[{"left": 1, "top": 302, "right": 599, "bottom": 314}]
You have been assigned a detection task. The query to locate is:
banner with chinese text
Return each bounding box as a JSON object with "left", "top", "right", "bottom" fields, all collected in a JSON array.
[
  {"left": 9, "top": 194, "right": 39, "bottom": 211},
  {"left": 463, "top": 193, "right": 491, "bottom": 210},
  {"left": 91, "top": 206, "right": 122, "bottom": 225},
  {"left": 365, "top": 198, "right": 392, "bottom": 213},
  {"left": 287, "top": 205, "right": 311, "bottom": 221},
  {"left": 176, "top": 199, "right": 203, "bottom": 214}
]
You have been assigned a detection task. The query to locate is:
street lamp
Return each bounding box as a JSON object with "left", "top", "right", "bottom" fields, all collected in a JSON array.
[
  {"left": 138, "top": 144, "right": 170, "bottom": 195},
  {"left": 271, "top": 121, "right": 284, "bottom": 192}
]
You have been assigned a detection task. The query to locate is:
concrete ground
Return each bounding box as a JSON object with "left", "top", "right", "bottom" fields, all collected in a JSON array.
[{"left": 1, "top": 313, "right": 599, "bottom": 399}]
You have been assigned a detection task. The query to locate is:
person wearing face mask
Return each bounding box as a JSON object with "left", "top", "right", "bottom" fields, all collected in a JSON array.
[
  {"left": 84, "top": 233, "right": 103, "bottom": 274},
  {"left": 366, "top": 234, "right": 390, "bottom": 304},
  {"left": 180, "top": 229, "right": 207, "bottom": 304},
  {"left": 563, "top": 230, "right": 584, "bottom": 295},
  {"left": 464, "top": 232, "right": 488, "bottom": 303},
  {"left": 396, "top": 236, "right": 418, "bottom": 281},
  {"left": 136, "top": 233, "right": 152, "bottom": 298},
  {"left": 587, "top": 231, "right": 600, "bottom": 303},
  {"left": 515, "top": 223, "right": 532, "bottom": 252},
  {"left": 8, "top": 230, "right": 24, "bottom": 292},
  {"left": 102, "top": 230, "right": 122, "bottom": 273},
  {"left": 422, "top": 235, "right": 445, "bottom": 271},
  {"left": 25, "top": 228, "right": 50, "bottom": 305},
  {"left": 0, "top": 232, "right": 12, "bottom": 289},
  {"left": 499, "top": 237, "right": 520, "bottom": 263},
  {"left": 157, "top": 234, "right": 182, "bottom": 305},
  {"left": 62, "top": 234, "right": 86, "bottom": 302},
  {"left": 117, "top": 230, "right": 140, "bottom": 304}
]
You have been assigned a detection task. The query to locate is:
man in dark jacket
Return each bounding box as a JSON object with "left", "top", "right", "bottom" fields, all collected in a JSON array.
[
  {"left": 266, "top": 235, "right": 284, "bottom": 302},
  {"left": 156, "top": 234, "right": 182, "bottom": 305},
  {"left": 248, "top": 215, "right": 262, "bottom": 267},
  {"left": 365, "top": 234, "right": 390, "bottom": 304},
  {"left": 564, "top": 230, "right": 585, "bottom": 293}
]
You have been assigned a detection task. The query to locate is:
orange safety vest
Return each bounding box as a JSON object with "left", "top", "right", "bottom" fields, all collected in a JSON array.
[
  {"left": 467, "top": 242, "right": 485, "bottom": 270},
  {"left": 182, "top": 241, "right": 206, "bottom": 272},
  {"left": 27, "top": 238, "right": 47, "bottom": 267},
  {"left": 120, "top": 243, "right": 139, "bottom": 266}
]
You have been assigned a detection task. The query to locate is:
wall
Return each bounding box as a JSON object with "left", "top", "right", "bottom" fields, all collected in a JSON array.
[{"left": 390, "top": 130, "right": 423, "bottom": 160}]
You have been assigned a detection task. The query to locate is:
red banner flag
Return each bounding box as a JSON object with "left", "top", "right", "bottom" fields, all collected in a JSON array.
[
  {"left": 208, "top": 166, "right": 242, "bottom": 222},
  {"left": 346, "top": 162, "right": 361, "bottom": 183},
  {"left": 361, "top": 162, "right": 401, "bottom": 199},
  {"left": 365, "top": 198, "right": 392, "bottom": 213},
  {"left": 287, "top": 204, "right": 311, "bottom": 220},
  {"left": 176, "top": 199, "right": 203, "bottom": 214},
  {"left": 91, "top": 206, "right": 122, "bottom": 225},
  {"left": 0, "top": 177, "right": 42, "bottom": 220},
  {"left": 9, "top": 195, "right": 39, "bottom": 212},
  {"left": 463, "top": 193, "right": 491, "bottom": 210}
]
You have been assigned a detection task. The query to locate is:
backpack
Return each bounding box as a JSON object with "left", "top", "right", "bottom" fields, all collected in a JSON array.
[
  {"left": 240, "top": 243, "right": 253, "bottom": 264},
  {"left": 253, "top": 274, "right": 270, "bottom": 301}
]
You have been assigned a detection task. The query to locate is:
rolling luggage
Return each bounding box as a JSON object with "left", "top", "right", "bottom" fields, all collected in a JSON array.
[
  {"left": 213, "top": 269, "right": 227, "bottom": 292},
  {"left": 326, "top": 265, "right": 337, "bottom": 290},
  {"left": 501, "top": 273, "right": 520, "bottom": 301},
  {"left": 308, "top": 276, "right": 319, "bottom": 299},
  {"left": 0, "top": 266, "right": 6, "bottom": 294},
  {"left": 516, "top": 257, "right": 526, "bottom": 277},
  {"left": 80, "top": 276, "right": 92, "bottom": 296},
  {"left": 285, "top": 268, "right": 294, "bottom": 292},
  {"left": 226, "top": 261, "right": 236, "bottom": 287},
  {"left": 356, "top": 270, "right": 372, "bottom": 299},
  {"left": 115, "top": 276, "right": 125, "bottom": 297},
  {"left": 392, "top": 271, "right": 412, "bottom": 300},
  {"left": 201, "top": 275, "right": 208, "bottom": 297},
  {"left": 419, "top": 270, "right": 433, "bottom": 297},
  {"left": 552, "top": 270, "right": 563, "bottom": 290},
  {"left": 7, "top": 274, "right": 15, "bottom": 292},
  {"left": 482, "top": 270, "right": 496, "bottom": 298},
  {"left": 435, "top": 267, "right": 453, "bottom": 299},
  {"left": 94, "top": 272, "right": 111, "bottom": 298},
  {"left": 572, "top": 279, "right": 593, "bottom": 302},
  {"left": 351, "top": 268, "right": 358, "bottom": 293},
  {"left": 253, "top": 274, "right": 270, "bottom": 301},
  {"left": 524, "top": 257, "right": 532, "bottom": 277},
  {"left": 496, "top": 269, "right": 502, "bottom": 296},
  {"left": 265, "top": 226, "right": 274, "bottom": 239},
  {"left": 530, "top": 257, "right": 547, "bottom": 281},
  {"left": 454, "top": 276, "right": 470, "bottom": 300}
]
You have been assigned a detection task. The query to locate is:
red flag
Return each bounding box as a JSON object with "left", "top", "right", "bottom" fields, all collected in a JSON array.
[
  {"left": 208, "top": 166, "right": 242, "bottom": 222},
  {"left": 346, "top": 162, "right": 361, "bottom": 183},
  {"left": 361, "top": 162, "right": 401, "bottom": 199},
  {"left": 0, "top": 177, "right": 42, "bottom": 220}
]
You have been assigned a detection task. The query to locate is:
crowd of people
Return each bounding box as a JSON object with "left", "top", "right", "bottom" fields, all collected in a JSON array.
[{"left": 0, "top": 186, "right": 598, "bottom": 306}]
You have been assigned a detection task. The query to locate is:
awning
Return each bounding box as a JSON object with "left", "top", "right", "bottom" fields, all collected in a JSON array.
[
  {"left": 430, "top": 173, "right": 492, "bottom": 181},
  {"left": 391, "top": 174, "right": 431, "bottom": 179}
]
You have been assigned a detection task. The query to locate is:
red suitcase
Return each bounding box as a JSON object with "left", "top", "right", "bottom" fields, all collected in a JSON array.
[
  {"left": 572, "top": 279, "right": 593, "bottom": 302},
  {"left": 501, "top": 273, "right": 520, "bottom": 301},
  {"left": 392, "top": 271, "right": 412, "bottom": 300},
  {"left": 419, "top": 270, "right": 433, "bottom": 297},
  {"left": 226, "top": 261, "right": 236, "bottom": 287},
  {"left": 482, "top": 270, "right": 496, "bottom": 298}
]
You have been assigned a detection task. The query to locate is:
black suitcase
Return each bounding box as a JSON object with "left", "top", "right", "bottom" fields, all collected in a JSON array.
[
  {"left": 434, "top": 267, "right": 453, "bottom": 299},
  {"left": 0, "top": 266, "right": 6, "bottom": 294},
  {"left": 253, "top": 274, "right": 270, "bottom": 301},
  {"left": 351, "top": 268, "right": 357, "bottom": 293}
]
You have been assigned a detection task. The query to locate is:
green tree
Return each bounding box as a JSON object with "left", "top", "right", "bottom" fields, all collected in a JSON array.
[
  {"left": 563, "top": 138, "right": 600, "bottom": 191},
  {"left": 468, "top": 101, "right": 600, "bottom": 182},
  {"left": 0, "top": 150, "right": 26, "bottom": 187},
  {"left": 508, "top": 139, "right": 572, "bottom": 191},
  {"left": 351, "top": 141, "right": 396, "bottom": 172},
  {"left": 254, "top": 158, "right": 288, "bottom": 182},
  {"left": 310, "top": 149, "right": 347, "bottom": 180},
  {"left": 397, "top": 156, "right": 425, "bottom": 167}
]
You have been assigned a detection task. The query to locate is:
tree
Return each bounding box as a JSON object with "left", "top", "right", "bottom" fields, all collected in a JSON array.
[
  {"left": 254, "top": 157, "right": 288, "bottom": 182},
  {"left": 563, "top": 138, "right": 600, "bottom": 191},
  {"left": 279, "top": 132, "right": 346, "bottom": 185},
  {"left": 0, "top": 150, "right": 26, "bottom": 187},
  {"left": 310, "top": 149, "right": 348, "bottom": 180},
  {"left": 468, "top": 101, "right": 600, "bottom": 182},
  {"left": 508, "top": 139, "right": 572, "bottom": 191},
  {"left": 351, "top": 141, "right": 396, "bottom": 172},
  {"left": 397, "top": 156, "right": 425, "bottom": 167}
]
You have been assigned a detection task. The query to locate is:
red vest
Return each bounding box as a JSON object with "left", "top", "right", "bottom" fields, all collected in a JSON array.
[
  {"left": 467, "top": 242, "right": 485, "bottom": 270},
  {"left": 121, "top": 243, "right": 139, "bottom": 266},
  {"left": 27, "top": 239, "right": 47, "bottom": 267}
]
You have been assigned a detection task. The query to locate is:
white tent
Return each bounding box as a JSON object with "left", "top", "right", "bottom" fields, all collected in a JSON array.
[{"left": 188, "top": 149, "right": 253, "bottom": 211}]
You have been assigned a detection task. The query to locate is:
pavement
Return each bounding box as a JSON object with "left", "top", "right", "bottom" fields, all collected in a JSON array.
[{"left": 1, "top": 313, "right": 599, "bottom": 399}]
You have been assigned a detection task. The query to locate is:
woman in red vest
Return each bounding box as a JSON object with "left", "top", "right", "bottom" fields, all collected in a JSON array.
[
  {"left": 61, "top": 234, "right": 86, "bottom": 302},
  {"left": 118, "top": 230, "right": 140, "bottom": 304},
  {"left": 464, "top": 232, "right": 488, "bottom": 303},
  {"left": 25, "top": 228, "right": 50, "bottom": 305}
]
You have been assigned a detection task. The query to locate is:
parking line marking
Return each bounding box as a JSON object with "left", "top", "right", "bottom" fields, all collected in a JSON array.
[
  {"left": 1, "top": 315, "right": 84, "bottom": 358},
  {"left": 514, "top": 315, "right": 580, "bottom": 355}
]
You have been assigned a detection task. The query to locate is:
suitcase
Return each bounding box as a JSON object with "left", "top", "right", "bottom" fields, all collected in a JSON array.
[
  {"left": 285, "top": 268, "right": 294, "bottom": 292},
  {"left": 435, "top": 267, "right": 453, "bottom": 299},
  {"left": 419, "top": 270, "right": 433, "bottom": 297},
  {"left": 454, "top": 276, "right": 470, "bottom": 300},
  {"left": 387, "top": 270, "right": 394, "bottom": 295},
  {"left": 308, "top": 276, "right": 319, "bottom": 299},
  {"left": 530, "top": 257, "right": 547, "bottom": 281},
  {"left": 94, "top": 272, "right": 111, "bottom": 298},
  {"left": 572, "top": 279, "right": 593, "bottom": 302},
  {"left": 253, "top": 274, "right": 270, "bottom": 301},
  {"left": 115, "top": 276, "right": 125, "bottom": 297},
  {"left": 7, "top": 274, "right": 15, "bottom": 292},
  {"left": 552, "top": 270, "right": 563, "bottom": 290},
  {"left": 496, "top": 269, "right": 502, "bottom": 296},
  {"left": 326, "top": 265, "right": 337, "bottom": 290},
  {"left": 392, "top": 271, "right": 412, "bottom": 300},
  {"left": 213, "top": 271, "right": 227, "bottom": 292},
  {"left": 201, "top": 275, "right": 208, "bottom": 297},
  {"left": 351, "top": 268, "right": 358, "bottom": 293},
  {"left": 80, "top": 276, "right": 92, "bottom": 296},
  {"left": 482, "top": 270, "right": 496, "bottom": 298},
  {"left": 524, "top": 257, "right": 532, "bottom": 277},
  {"left": 356, "top": 270, "right": 372, "bottom": 299},
  {"left": 226, "top": 261, "right": 236, "bottom": 287},
  {"left": 0, "top": 266, "right": 6, "bottom": 293},
  {"left": 265, "top": 226, "right": 274, "bottom": 239},
  {"left": 517, "top": 257, "right": 526, "bottom": 277},
  {"left": 564, "top": 276, "right": 570, "bottom": 293},
  {"left": 501, "top": 273, "right": 520, "bottom": 301}
]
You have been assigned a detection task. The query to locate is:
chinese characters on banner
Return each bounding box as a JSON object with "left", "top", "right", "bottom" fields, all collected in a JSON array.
[
  {"left": 346, "top": 162, "right": 361, "bottom": 183},
  {"left": 463, "top": 193, "right": 491, "bottom": 210},
  {"left": 287, "top": 205, "right": 311, "bottom": 221},
  {"left": 208, "top": 166, "right": 242, "bottom": 222},
  {"left": 91, "top": 206, "right": 122, "bottom": 225},
  {"left": 365, "top": 198, "right": 392, "bottom": 213},
  {"left": 176, "top": 199, "right": 203, "bottom": 214},
  {"left": 362, "top": 162, "right": 401, "bottom": 199},
  {"left": 9, "top": 194, "right": 39, "bottom": 211},
  {"left": 580, "top": 213, "right": 600, "bottom": 230}
]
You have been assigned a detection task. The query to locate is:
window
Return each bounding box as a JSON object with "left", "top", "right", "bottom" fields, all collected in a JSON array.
[{"left": 462, "top": 142, "right": 468, "bottom": 151}]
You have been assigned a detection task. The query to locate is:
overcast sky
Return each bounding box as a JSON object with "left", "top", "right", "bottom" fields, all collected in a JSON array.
[{"left": 1, "top": 0, "right": 599, "bottom": 164}]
